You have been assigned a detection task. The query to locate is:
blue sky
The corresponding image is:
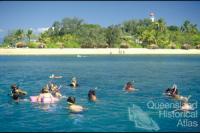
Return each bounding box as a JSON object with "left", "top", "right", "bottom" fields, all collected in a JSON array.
[{"left": 0, "top": 1, "right": 200, "bottom": 40}]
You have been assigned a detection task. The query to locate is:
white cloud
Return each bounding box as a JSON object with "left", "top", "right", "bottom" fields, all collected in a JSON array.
[
  {"left": 36, "top": 27, "right": 49, "bottom": 33},
  {"left": 27, "top": 27, "right": 49, "bottom": 34}
]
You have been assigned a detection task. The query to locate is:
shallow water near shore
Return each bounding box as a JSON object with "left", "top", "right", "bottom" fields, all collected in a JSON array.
[{"left": 0, "top": 55, "right": 199, "bottom": 132}]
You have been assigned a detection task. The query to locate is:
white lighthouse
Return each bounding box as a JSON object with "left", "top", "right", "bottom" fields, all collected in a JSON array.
[{"left": 149, "top": 12, "right": 155, "bottom": 22}]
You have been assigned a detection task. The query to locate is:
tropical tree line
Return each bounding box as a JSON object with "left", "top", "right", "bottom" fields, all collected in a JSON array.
[{"left": 1, "top": 17, "right": 200, "bottom": 49}]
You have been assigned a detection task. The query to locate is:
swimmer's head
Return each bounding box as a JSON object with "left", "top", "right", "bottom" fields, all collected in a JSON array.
[
  {"left": 67, "top": 96, "right": 76, "bottom": 104},
  {"left": 88, "top": 89, "right": 96, "bottom": 96},
  {"left": 41, "top": 87, "right": 49, "bottom": 93},
  {"left": 181, "top": 101, "right": 189, "bottom": 106},
  {"left": 181, "top": 101, "right": 192, "bottom": 111},
  {"left": 127, "top": 82, "right": 132, "bottom": 85},
  {"left": 88, "top": 89, "right": 96, "bottom": 101},
  {"left": 125, "top": 81, "right": 133, "bottom": 90},
  {"left": 11, "top": 84, "right": 17, "bottom": 90},
  {"left": 126, "top": 81, "right": 133, "bottom": 87},
  {"left": 165, "top": 88, "right": 172, "bottom": 93}
]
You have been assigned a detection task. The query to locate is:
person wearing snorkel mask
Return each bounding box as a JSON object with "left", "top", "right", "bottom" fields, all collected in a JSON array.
[
  {"left": 10, "top": 84, "right": 27, "bottom": 100},
  {"left": 70, "top": 77, "right": 79, "bottom": 88}
]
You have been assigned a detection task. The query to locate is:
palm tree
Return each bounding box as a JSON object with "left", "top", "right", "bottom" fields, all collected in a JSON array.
[
  {"left": 181, "top": 20, "right": 190, "bottom": 33},
  {"left": 27, "top": 29, "right": 33, "bottom": 43},
  {"left": 156, "top": 19, "right": 166, "bottom": 32},
  {"left": 190, "top": 24, "right": 198, "bottom": 34},
  {"left": 15, "top": 29, "right": 24, "bottom": 41},
  {"left": 181, "top": 20, "right": 198, "bottom": 34}
]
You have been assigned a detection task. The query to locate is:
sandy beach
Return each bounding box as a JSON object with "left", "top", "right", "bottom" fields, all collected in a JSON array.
[{"left": 0, "top": 48, "right": 200, "bottom": 55}]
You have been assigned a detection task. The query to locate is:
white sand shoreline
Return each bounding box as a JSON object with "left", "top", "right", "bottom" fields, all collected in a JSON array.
[{"left": 1, "top": 48, "right": 200, "bottom": 55}]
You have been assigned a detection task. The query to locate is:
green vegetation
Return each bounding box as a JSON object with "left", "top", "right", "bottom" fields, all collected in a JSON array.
[{"left": 1, "top": 17, "right": 200, "bottom": 49}]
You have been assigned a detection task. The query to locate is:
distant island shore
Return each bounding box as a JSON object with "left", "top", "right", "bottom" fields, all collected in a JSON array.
[{"left": 1, "top": 48, "right": 200, "bottom": 55}]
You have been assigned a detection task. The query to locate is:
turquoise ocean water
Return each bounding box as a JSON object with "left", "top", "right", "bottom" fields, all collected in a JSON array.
[{"left": 0, "top": 55, "right": 199, "bottom": 132}]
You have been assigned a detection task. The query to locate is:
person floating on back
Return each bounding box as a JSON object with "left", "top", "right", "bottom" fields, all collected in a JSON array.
[
  {"left": 10, "top": 84, "right": 27, "bottom": 100},
  {"left": 70, "top": 77, "right": 79, "bottom": 88},
  {"left": 67, "top": 96, "right": 84, "bottom": 113},
  {"left": 49, "top": 74, "right": 63, "bottom": 79},
  {"left": 88, "top": 89, "right": 97, "bottom": 102}
]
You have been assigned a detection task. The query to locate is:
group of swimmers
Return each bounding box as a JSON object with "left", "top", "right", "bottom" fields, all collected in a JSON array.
[
  {"left": 69, "top": 77, "right": 79, "bottom": 88},
  {"left": 123, "top": 81, "right": 193, "bottom": 111},
  {"left": 49, "top": 74, "right": 78, "bottom": 88},
  {"left": 9, "top": 77, "right": 97, "bottom": 113},
  {"left": 122, "top": 81, "right": 193, "bottom": 111},
  {"left": 9, "top": 76, "right": 192, "bottom": 112},
  {"left": 36, "top": 83, "right": 62, "bottom": 103},
  {"left": 66, "top": 89, "right": 97, "bottom": 112}
]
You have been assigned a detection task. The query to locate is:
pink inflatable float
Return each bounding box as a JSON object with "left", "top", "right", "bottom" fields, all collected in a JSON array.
[{"left": 30, "top": 96, "right": 59, "bottom": 103}]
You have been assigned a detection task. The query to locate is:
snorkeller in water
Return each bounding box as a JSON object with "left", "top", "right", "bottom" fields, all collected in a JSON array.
[
  {"left": 67, "top": 96, "right": 84, "bottom": 113},
  {"left": 165, "top": 84, "right": 178, "bottom": 96},
  {"left": 70, "top": 77, "right": 79, "bottom": 88},
  {"left": 88, "top": 89, "right": 97, "bottom": 102},
  {"left": 124, "top": 81, "right": 135, "bottom": 92},
  {"left": 10, "top": 84, "right": 27, "bottom": 100},
  {"left": 53, "top": 89, "right": 62, "bottom": 98},
  {"left": 49, "top": 74, "right": 63, "bottom": 79},
  {"left": 48, "top": 83, "right": 62, "bottom": 98},
  {"left": 181, "top": 101, "right": 193, "bottom": 111},
  {"left": 165, "top": 84, "right": 189, "bottom": 102},
  {"left": 173, "top": 101, "right": 193, "bottom": 112}
]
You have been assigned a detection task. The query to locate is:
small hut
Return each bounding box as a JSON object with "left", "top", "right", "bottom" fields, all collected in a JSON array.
[
  {"left": 168, "top": 44, "right": 176, "bottom": 49},
  {"left": 148, "top": 44, "right": 159, "bottom": 49},
  {"left": 15, "top": 42, "right": 27, "bottom": 48},
  {"left": 120, "top": 42, "right": 129, "bottom": 48},
  {"left": 181, "top": 44, "right": 191, "bottom": 50},
  {"left": 195, "top": 44, "right": 200, "bottom": 49},
  {"left": 97, "top": 43, "right": 108, "bottom": 48},
  {"left": 38, "top": 43, "right": 46, "bottom": 48}
]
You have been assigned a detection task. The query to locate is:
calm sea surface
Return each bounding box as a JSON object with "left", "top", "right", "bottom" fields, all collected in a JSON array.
[{"left": 0, "top": 55, "right": 199, "bottom": 132}]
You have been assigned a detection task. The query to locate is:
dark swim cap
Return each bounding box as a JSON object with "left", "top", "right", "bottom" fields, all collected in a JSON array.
[
  {"left": 88, "top": 89, "right": 96, "bottom": 96},
  {"left": 127, "top": 82, "right": 132, "bottom": 86},
  {"left": 11, "top": 84, "right": 17, "bottom": 89},
  {"left": 67, "top": 96, "right": 76, "bottom": 104}
]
